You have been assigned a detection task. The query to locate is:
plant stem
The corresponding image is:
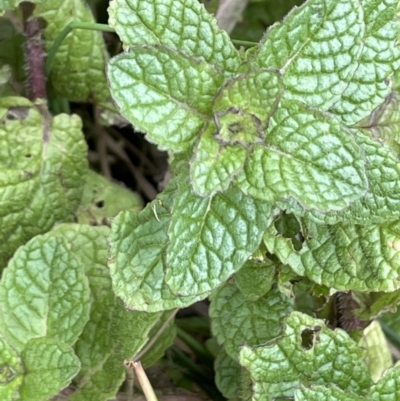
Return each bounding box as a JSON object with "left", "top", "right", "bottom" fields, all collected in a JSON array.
[
  {"left": 22, "top": 3, "right": 47, "bottom": 99},
  {"left": 133, "top": 361, "right": 158, "bottom": 401},
  {"left": 45, "top": 22, "right": 115, "bottom": 77},
  {"left": 45, "top": 22, "right": 257, "bottom": 77}
]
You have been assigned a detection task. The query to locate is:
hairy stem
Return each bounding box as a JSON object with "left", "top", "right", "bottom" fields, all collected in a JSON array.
[{"left": 22, "top": 3, "right": 46, "bottom": 99}]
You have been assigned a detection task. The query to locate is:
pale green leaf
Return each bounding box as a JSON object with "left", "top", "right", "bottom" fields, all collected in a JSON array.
[
  {"left": 264, "top": 214, "right": 400, "bottom": 291},
  {"left": 0, "top": 97, "right": 87, "bottom": 266},
  {"left": 35, "top": 224, "right": 162, "bottom": 401},
  {"left": 0, "top": 231, "right": 91, "bottom": 351},
  {"left": 359, "top": 321, "right": 392, "bottom": 383},
  {"left": 254, "top": 0, "right": 365, "bottom": 109},
  {"left": 214, "top": 348, "right": 242, "bottom": 399},
  {"left": 33, "top": 0, "right": 109, "bottom": 102},
  {"left": 370, "top": 363, "right": 400, "bottom": 400},
  {"left": 165, "top": 179, "right": 272, "bottom": 297},
  {"left": 361, "top": 90, "right": 400, "bottom": 157},
  {"left": 75, "top": 170, "right": 142, "bottom": 225},
  {"left": 190, "top": 122, "right": 248, "bottom": 196},
  {"left": 0, "top": 337, "right": 23, "bottom": 401},
  {"left": 235, "top": 100, "right": 368, "bottom": 212},
  {"left": 212, "top": 69, "right": 283, "bottom": 123},
  {"left": 108, "top": 0, "right": 241, "bottom": 74},
  {"left": 210, "top": 283, "right": 293, "bottom": 360},
  {"left": 295, "top": 386, "right": 367, "bottom": 401},
  {"left": 329, "top": 0, "right": 400, "bottom": 124},
  {"left": 234, "top": 258, "right": 276, "bottom": 301},
  {"left": 109, "top": 179, "right": 199, "bottom": 312},
  {"left": 19, "top": 337, "right": 80, "bottom": 401},
  {"left": 108, "top": 46, "right": 224, "bottom": 153},
  {"left": 140, "top": 310, "right": 177, "bottom": 368},
  {"left": 288, "top": 128, "right": 400, "bottom": 224},
  {"left": 240, "top": 312, "right": 372, "bottom": 400}
]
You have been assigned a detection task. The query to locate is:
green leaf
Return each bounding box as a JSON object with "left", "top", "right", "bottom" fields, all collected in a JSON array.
[
  {"left": 358, "top": 321, "right": 392, "bottom": 383},
  {"left": 190, "top": 69, "right": 283, "bottom": 196},
  {"left": 0, "top": 231, "right": 91, "bottom": 351},
  {"left": 361, "top": 91, "right": 400, "bottom": 157},
  {"left": 370, "top": 364, "right": 400, "bottom": 400},
  {"left": 329, "top": 0, "right": 400, "bottom": 125},
  {"left": 264, "top": 214, "right": 400, "bottom": 291},
  {"left": 212, "top": 69, "right": 283, "bottom": 122},
  {"left": 290, "top": 128, "right": 400, "bottom": 224},
  {"left": 240, "top": 312, "right": 372, "bottom": 400},
  {"left": 190, "top": 122, "right": 248, "bottom": 196},
  {"left": 210, "top": 283, "right": 293, "bottom": 360},
  {"left": 108, "top": 179, "right": 199, "bottom": 312},
  {"left": 234, "top": 257, "right": 276, "bottom": 301},
  {"left": 0, "top": 337, "right": 23, "bottom": 400},
  {"left": 165, "top": 179, "right": 272, "bottom": 297},
  {"left": 295, "top": 386, "right": 367, "bottom": 401},
  {"left": 108, "top": 46, "right": 224, "bottom": 153},
  {"left": 214, "top": 348, "right": 242, "bottom": 399},
  {"left": 19, "top": 337, "right": 80, "bottom": 401},
  {"left": 140, "top": 310, "right": 177, "bottom": 368},
  {"left": 0, "top": 97, "right": 87, "bottom": 266},
  {"left": 32, "top": 223, "right": 163, "bottom": 401},
  {"left": 33, "top": 0, "right": 109, "bottom": 102},
  {"left": 108, "top": 0, "right": 241, "bottom": 74},
  {"left": 254, "top": 0, "right": 365, "bottom": 110},
  {"left": 235, "top": 100, "right": 368, "bottom": 212},
  {"left": 75, "top": 170, "right": 143, "bottom": 225}
]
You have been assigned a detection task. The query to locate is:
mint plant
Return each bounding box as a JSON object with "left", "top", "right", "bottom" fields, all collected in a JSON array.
[{"left": 3, "top": 0, "right": 400, "bottom": 400}]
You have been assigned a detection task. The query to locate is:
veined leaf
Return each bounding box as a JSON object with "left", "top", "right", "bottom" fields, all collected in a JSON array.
[
  {"left": 165, "top": 178, "right": 272, "bottom": 297},
  {"left": 264, "top": 214, "right": 400, "bottom": 292},
  {"left": 108, "top": 178, "right": 199, "bottom": 312},
  {"left": 108, "top": 46, "right": 224, "bottom": 153},
  {"left": 0, "top": 232, "right": 91, "bottom": 351},
  {"left": 75, "top": 170, "right": 142, "bottom": 225},
  {"left": 370, "top": 363, "right": 400, "bottom": 400},
  {"left": 43, "top": 224, "right": 163, "bottom": 401},
  {"left": 234, "top": 257, "right": 276, "bottom": 301},
  {"left": 190, "top": 122, "right": 248, "bottom": 196},
  {"left": 361, "top": 91, "right": 400, "bottom": 158},
  {"left": 0, "top": 97, "right": 87, "bottom": 266},
  {"left": 19, "top": 337, "right": 80, "bottom": 401},
  {"left": 34, "top": 0, "right": 109, "bottom": 102},
  {"left": 329, "top": 0, "right": 400, "bottom": 124},
  {"left": 283, "top": 128, "right": 400, "bottom": 224},
  {"left": 108, "top": 0, "right": 241, "bottom": 74},
  {"left": 0, "top": 337, "right": 23, "bottom": 400},
  {"left": 214, "top": 348, "right": 242, "bottom": 399},
  {"left": 210, "top": 283, "right": 293, "bottom": 360},
  {"left": 295, "top": 386, "right": 367, "bottom": 401},
  {"left": 240, "top": 312, "right": 372, "bottom": 400},
  {"left": 254, "top": 0, "right": 365, "bottom": 109},
  {"left": 235, "top": 100, "right": 368, "bottom": 212}
]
